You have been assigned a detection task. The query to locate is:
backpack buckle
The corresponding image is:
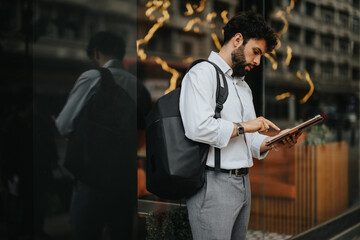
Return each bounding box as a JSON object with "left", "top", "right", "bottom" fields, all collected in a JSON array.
[{"left": 215, "top": 103, "right": 223, "bottom": 111}]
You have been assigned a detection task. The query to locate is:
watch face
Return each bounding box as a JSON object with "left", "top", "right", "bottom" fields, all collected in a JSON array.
[{"left": 237, "top": 124, "right": 244, "bottom": 135}]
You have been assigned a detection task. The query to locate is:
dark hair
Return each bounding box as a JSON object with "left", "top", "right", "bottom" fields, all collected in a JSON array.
[
  {"left": 86, "top": 31, "right": 126, "bottom": 60},
  {"left": 223, "top": 11, "right": 278, "bottom": 52}
]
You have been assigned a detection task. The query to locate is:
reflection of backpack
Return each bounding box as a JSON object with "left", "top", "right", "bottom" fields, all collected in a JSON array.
[
  {"left": 145, "top": 60, "right": 228, "bottom": 200},
  {"left": 64, "top": 68, "right": 137, "bottom": 190}
]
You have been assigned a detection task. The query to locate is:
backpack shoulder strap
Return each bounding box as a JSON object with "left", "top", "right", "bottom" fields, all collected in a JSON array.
[
  {"left": 186, "top": 59, "right": 228, "bottom": 118},
  {"left": 97, "top": 67, "right": 116, "bottom": 89},
  {"left": 186, "top": 59, "right": 229, "bottom": 171}
]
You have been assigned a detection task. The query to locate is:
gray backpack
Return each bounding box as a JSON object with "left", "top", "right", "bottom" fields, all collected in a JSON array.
[{"left": 145, "top": 59, "right": 228, "bottom": 200}]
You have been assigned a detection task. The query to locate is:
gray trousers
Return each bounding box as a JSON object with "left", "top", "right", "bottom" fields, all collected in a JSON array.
[{"left": 186, "top": 169, "right": 251, "bottom": 240}]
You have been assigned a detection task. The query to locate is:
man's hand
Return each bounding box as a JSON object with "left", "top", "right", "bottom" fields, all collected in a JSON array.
[
  {"left": 262, "top": 129, "right": 303, "bottom": 152},
  {"left": 240, "top": 116, "right": 280, "bottom": 133},
  {"left": 276, "top": 130, "right": 302, "bottom": 148}
]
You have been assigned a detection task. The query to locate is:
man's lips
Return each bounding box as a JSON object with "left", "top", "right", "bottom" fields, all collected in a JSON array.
[{"left": 246, "top": 64, "right": 255, "bottom": 71}]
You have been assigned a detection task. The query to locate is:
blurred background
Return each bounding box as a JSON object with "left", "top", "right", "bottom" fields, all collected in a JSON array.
[{"left": 0, "top": 0, "right": 359, "bottom": 239}]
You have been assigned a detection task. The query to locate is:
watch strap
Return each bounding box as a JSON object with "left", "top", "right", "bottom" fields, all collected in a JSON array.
[{"left": 236, "top": 123, "right": 244, "bottom": 135}]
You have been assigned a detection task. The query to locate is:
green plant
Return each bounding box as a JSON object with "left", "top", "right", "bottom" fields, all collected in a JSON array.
[
  {"left": 303, "top": 123, "right": 333, "bottom": 145},
  {"left": 146, "top": 206, "right": 193, "bottom": 240}
]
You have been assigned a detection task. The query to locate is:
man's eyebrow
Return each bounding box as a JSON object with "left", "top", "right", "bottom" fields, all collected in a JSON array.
[{"left": 255, "top": 47, "right": 263, "bottom": 54}]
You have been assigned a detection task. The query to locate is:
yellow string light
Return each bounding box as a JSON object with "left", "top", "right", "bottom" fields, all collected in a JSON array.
[
  {"left": 299, "top": 71, "right": 314, "bottom": 104},
  {"left": 275, "top": 92, "right": 291, "bottom": 101},
  {"left": 284, "top": 46, "right": 292, "bottom": 66},
  {"left": 211, "top": 33, "right": 222, "bottom": 51},
  {"left": 195, "top": 0, "right": 206, "bottom": 12},
  {"left": 184, "top": 3, "right": 194, "bottom": 16},
  {"left": 221, "top": 10, "right": 229, "bottom": 24}
]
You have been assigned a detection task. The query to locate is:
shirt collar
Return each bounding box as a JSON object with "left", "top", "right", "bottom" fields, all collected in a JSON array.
[
  {"left": 207, "top": 51, "right": 244, "bottom": 83},
  {"left": 103, "top": 59, "right": 124, "bottom": 69}
]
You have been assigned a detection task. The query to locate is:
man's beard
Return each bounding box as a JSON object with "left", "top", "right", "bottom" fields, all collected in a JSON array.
[{"left": 231, "top": 45, "right": 255, "bottom": 78}]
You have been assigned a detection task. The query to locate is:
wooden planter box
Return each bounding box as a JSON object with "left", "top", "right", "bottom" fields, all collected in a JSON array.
[{"left": 249, "top": 139, "right": 349, "bottom": 235}]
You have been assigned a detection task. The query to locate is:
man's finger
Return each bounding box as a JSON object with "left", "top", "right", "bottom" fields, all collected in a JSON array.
[
  {"left": 265, "top": 119, "right": 280, "bottom": 131},
  {"left": 263, "top": 122, "right": 269, "bottom": 131}
]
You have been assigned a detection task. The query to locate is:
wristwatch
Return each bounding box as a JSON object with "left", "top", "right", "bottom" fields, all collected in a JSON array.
[{"left": 236, "top": 123, "right": 244, "bottom": 135}]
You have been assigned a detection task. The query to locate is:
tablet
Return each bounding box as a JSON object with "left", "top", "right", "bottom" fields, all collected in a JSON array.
[{"left": 265, "top": 114, "right": 326, "bottom": 147}]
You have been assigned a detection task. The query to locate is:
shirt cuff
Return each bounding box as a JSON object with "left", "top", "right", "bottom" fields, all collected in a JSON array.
[
  {"left": 55, "top": 116, "right": 72, "bottom": 137},
  {"left": 215, "top": 119, "right": 234, "bottom": 149},
  {"left": 251, "top": 133, "right": 269, "bottom": 160}
]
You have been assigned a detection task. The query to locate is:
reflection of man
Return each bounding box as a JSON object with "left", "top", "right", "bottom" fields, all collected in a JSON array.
[
  {"left": 56, "top": 31, "right": 137, "bottom": 240},
  {"left": 180, "top": 11, "right": 301, "bottom": 240}
]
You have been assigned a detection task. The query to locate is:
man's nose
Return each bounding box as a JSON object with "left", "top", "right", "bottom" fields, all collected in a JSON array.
[{"left": 253, "top": 55, "right": 261, "bottom": 66}]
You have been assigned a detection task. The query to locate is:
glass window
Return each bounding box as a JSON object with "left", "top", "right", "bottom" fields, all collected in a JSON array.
[
  {"left": 289, "top": 25, "right": 301, "bottom": 42},
  {"left": 354, "top": 0, "right": 360, "bottom": 9},
  {"left": 321, "top": 61, "right": 334, "bottom": 79},
  {"left": 214, "top": 0, "right": 229, "bottom": 14},
  {"left": 293, "top": 0, "right": 301, "bottom": 12},
  {"left": 305, "top": 58, "right": 315, "bottom": 75},
  {"left": 305, "top": 1, "right": 315, "bottom": 16},
  {"left": 353, "top": 16, "right": 360, "bottom": 33},
  {"left": 339, "top": 37, "right": 349, "bottom": 54},
  {"left": 353, "top": 67, "right": 360, "bottom": 81},
  {"left": 339, "top": 11, "right": 349, "bottom": 28},
  {"left": 339, "top": 63, "right": 349, "bottom": 79},
  {"left": 354, "top": 41, "right": 360, "bottom": 58},
  {"left": 183, "top": 41, "right": 193, "bottom": 56},
  {"left": 289, "top": 56, "right": 301, "bottom": 72},
  {"left": 2, "top": 1, "right": 359, "bottom": 240},
  {"left": 305, "top": 29, "right": 315, "bottom": 45},
  {"left": 321, "top": 34, "right": 334, "bottom": 52},
  {"left": 321, "top": 6, "right": 335, "bottom": 24},
  {"left": 271, "top": 19, "right": 286, "bottom": 33},
  {"left": 266, "top": 97, "right": 289, "bottom": 119},
  {"left": 145, "top": 27, "right": 172, "bottom": 54}
]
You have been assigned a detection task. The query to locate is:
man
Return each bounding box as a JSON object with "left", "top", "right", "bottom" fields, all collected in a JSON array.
[
  {"left": 56, "top": 31, "right": 138, "bottom": 240},
  {"left": 179, "top": 11, "right": 301, "bottom": 240}
]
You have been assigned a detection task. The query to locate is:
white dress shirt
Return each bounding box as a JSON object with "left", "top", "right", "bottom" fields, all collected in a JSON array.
[{"left": 179, "top": 51, "right": 268, "bottom": 169}]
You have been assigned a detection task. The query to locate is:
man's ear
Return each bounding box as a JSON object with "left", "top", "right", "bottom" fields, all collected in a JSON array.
[
  {"left": 94, "top": 49, "right": 100, "bottom": 61},
  {"left": 233, "top": 33, "right": 244, "bottom": 48}
]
